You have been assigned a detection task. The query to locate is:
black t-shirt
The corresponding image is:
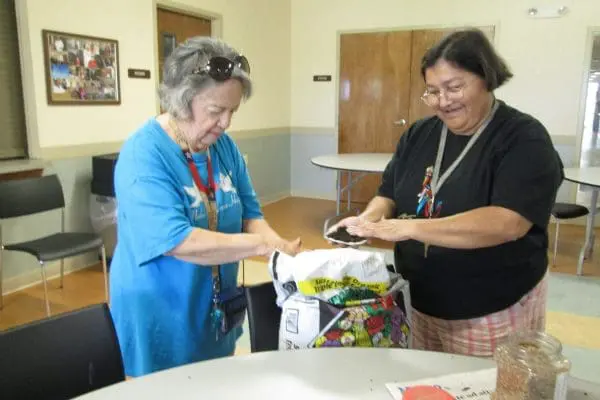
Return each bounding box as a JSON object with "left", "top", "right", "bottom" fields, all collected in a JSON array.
[{"left": 378, "top": 100, "right": 564, "bottom": 320}]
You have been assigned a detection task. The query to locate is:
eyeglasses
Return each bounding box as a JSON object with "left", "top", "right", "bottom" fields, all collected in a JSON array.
[
  {"left": 420, "top": 80, "right": 469, "bottom": 107},
  {"left": 192, "top": 55, "right": 250, "bottom": 81}
]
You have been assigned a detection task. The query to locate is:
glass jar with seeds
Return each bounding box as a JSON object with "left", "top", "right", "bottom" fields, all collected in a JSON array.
[{"left": 492, "top": 331, "right": 571, "bottom": 400}]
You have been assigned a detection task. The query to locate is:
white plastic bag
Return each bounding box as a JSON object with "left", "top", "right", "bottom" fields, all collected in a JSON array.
[
  {"left": 269, "top": 248, "right": 412, "bottom": 350},
  {"left": 271, "top": 248, "right": 391, "bottom": 304},
  {"left": 89, "top": 195, "right": 117, "bottom": 232}
]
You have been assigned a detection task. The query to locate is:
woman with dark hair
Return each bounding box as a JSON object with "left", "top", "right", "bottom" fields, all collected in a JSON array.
[{"left": 330, "top": 28, "right": 563, "bottom": 357}]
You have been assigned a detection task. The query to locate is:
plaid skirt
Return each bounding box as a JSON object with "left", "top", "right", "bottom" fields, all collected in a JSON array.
[{"left": 410, "top": 272, "right": 548, "bottom": 357}]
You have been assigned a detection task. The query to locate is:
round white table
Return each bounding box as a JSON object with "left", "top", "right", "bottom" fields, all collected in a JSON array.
[
  {"left": 311, "top": 154, "right": 393, "bottom": 230},
  {"left": 563, "top": 167, "right": 600, "bottom": 275},
  {"left": 74, "top": 348, "right": 600, "bottom": 399}
]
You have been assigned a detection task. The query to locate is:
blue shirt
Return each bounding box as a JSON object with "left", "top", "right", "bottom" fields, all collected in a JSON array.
[{"left": 109, "top": 118, "right": 263, "bottom": 377}]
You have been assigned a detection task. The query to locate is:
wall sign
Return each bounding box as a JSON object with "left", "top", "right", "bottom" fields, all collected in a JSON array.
[
  {"left": 128, "top": 69, "right": 151, "bottom": 79},
  {"left": 313, "top": 75, "right": 332, "bottom": 82}
]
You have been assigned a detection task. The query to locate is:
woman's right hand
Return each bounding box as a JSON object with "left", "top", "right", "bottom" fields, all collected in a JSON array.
[
  {"left": 326, "top": 197, "right": 394, "bottom": 247},
  {"left": 327, "top": 215, "right": 364, "bottom": 235},
  {"left": 326, "top": 215, "right": 368, "bottom": 247}
]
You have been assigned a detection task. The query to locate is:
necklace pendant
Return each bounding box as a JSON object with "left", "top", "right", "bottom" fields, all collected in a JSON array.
[{"left": 212, "top": 306, "right": 224, "bottom": 340}]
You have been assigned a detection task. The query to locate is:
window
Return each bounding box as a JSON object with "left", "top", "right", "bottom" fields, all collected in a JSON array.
[{"left": 0, "top": 0, "right": 28, "bottom": 159}]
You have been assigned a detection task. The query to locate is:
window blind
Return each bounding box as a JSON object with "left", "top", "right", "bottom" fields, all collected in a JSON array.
[{"left": 0, "top": 0, "right": 27, "bottom": 159}]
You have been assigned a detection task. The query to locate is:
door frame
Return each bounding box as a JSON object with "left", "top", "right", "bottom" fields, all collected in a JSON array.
[
  {"left": 151, "top": 0, "right": 224, "bottom": 114},
  {"left": 333, "top": 21, "right": 501, "bottom": 153},
  {"left": 573, "top": 27, "right": 600, "bottom": 203}
]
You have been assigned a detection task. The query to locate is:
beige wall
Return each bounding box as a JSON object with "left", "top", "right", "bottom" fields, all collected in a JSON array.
[
  {"left": 14, "top": 0, "right": 600, "bottom": 159},
  {"left": 3, "top": 0, "right": 292, "bottom": 295},
  {"left": 4, "top": 0, "right": 600, "bottom": 295},
  {"left": 288, "top": 0, "right": 600, "bottom": 215},
  {"left": 290, "top": 0, "right": 600, "bottom": 144},
  {"left": 15, "top": 0, "right": 291, "bottom": 158}
]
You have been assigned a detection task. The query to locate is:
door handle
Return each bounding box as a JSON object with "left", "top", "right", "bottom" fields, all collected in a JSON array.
[{"left": 393, "top": 119, "right": 407, "bottom": 126}]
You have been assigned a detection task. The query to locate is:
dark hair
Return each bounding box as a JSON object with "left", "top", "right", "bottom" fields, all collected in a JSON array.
[{"left": 420, "top": 28, "right": 513, "bottom": 91}]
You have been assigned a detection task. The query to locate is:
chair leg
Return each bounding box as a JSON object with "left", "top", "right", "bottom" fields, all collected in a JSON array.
[
  {"left": 60, "top": 259, "right": 64, "bottom": 289},
  {"left": 39, "top": 261, "right": 51, "bottom": 317},
  {"left": 553, "top": 220, "right": 560, "bottom": 267},
  {"left": 100, "top": 245, "right": 109, "bottom": 303},
  {"left": 0, "top": 247, "right": 3, "bottom": 310}
]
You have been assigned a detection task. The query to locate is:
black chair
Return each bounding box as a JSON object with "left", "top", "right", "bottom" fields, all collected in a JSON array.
[
  {"left": 0, "top": 175, "right": 109, "bottom": 316},
  {"left": 0, "top": 303, "right": 125, "bottom": 400},
  {"left": 551, "top": 202, "right": 589, "bottom": 266},
  {"left": 245, "top": 281, "right": 281, "bottom": 352}
]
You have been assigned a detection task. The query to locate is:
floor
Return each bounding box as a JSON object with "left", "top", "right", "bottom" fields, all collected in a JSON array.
[{"left": 1, "top": 197, "right": 599, "bottom": 382}]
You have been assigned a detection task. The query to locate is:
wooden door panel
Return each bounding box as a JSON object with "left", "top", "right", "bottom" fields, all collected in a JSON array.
[
  {"left": 408, "top": 29, "right": 453, "bottom": 124},
  {"left": 408, "top": 26, "right": 496, "bottom": 125},
  {"left": 338, "top": 31, "right": 413, "bottom": 204},
  {"left": 157, "top": 8, "right": 212, "bottom": 82}
]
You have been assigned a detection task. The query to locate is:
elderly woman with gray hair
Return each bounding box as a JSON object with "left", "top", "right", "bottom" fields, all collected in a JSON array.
[{"left": 109, "top": 37, "right": 301, "bottom": 377}]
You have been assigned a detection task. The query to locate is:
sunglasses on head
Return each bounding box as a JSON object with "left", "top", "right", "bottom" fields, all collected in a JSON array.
[{"left": 192, "top": 55, "right": 250, "bottom": 81}]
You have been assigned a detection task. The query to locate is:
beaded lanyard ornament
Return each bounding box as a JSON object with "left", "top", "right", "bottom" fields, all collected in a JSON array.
[{"left": 169, "top": 118, "right": 226, "bottom": 336}]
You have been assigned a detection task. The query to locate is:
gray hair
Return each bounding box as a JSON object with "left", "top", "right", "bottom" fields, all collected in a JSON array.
[{"left": 158, "top": 36, "right": 252, "bottom": 120}]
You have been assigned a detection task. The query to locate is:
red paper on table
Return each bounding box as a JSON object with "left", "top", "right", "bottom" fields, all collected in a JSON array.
[{"left": 385, "top": 368, "right": 497, "bottom": 400}]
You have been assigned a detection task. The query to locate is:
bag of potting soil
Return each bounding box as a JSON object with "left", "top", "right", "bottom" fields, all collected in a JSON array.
[{"left": 269, "top": 248, "right": 412, "bottom": 350}]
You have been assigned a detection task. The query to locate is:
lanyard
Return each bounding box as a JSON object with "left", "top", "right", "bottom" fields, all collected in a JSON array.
[
  {"left": 184, "top": 150, "right": 217, "bottom": 202},
  {"left": 423, "top": 100, "right": 499, "bottom": 258},
  {"left": 430, "top": 100, "right": 500, "bottom": 200},
  {"left": 183, "top": 150, "right": 220, "bottom": 279}
]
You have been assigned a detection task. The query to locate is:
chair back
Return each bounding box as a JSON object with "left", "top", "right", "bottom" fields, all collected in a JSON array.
[
  {"left": 0, "top": 175, "right": 65, "bottom": 219},
  {"left": 0, "top": 303, "right": 125, "bottom": 400},
  {"left": 245, "top": 281, "right": 281, "bottom": 352}
]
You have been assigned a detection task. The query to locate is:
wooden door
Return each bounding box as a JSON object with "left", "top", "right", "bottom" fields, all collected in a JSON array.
[
  {"left": 338, "top": 31, "right": 413, "bottom": 204},
  {"left": 408, "top": 27, "right": 495, "bottom": 124},
  {"left": 156, "top": 8, "right": 212, "bottom": 82}
]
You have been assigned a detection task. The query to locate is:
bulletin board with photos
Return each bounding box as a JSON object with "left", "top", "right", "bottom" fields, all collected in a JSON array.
[{"left": 42, "top": 29, "right": 121, "bottom": 105}]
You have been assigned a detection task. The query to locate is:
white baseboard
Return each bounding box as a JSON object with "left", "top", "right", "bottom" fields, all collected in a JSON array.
[
  {"left": 290, "top": 190, "right": 337, "bottom": 201},
  {"left": 260, "top": 191, "right": 291, "bottom": 206},
  {"left": 2, "top": 254, "right": 98, "bottom": 295}
]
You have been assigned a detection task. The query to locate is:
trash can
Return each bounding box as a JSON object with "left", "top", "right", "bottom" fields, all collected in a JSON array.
[
  {"left": 90, "top": 153, "right": 119, "bottom": 265},
  {"left": 90, "top": 194, "right": 117, "bottom": 259}
]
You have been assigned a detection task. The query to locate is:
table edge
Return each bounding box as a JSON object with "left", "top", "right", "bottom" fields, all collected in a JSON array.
[
  {"left": 563, "top": 176, "right": 600, "bottom": 189},
  {"left": 310, "top": 154, "right": 392, "bottom": 173}
]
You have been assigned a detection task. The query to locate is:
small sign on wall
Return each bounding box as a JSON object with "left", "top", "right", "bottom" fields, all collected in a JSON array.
[
  {"left": 313, "top": 75, "right": 332, "bottom": 82},
  {"left": 128, "top": 69, "right": 151, "bottom": 79}
]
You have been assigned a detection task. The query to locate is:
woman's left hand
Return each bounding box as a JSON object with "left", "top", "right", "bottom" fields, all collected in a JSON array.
[
  {"left": 346, "top": 218, "right": 414, "bottom": 242},
  {"left": 279, "top": 237, "right": 303, "bottom": 256},
  {"left": 267, "top": 236, "right": 303, "bottom": 256}
]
